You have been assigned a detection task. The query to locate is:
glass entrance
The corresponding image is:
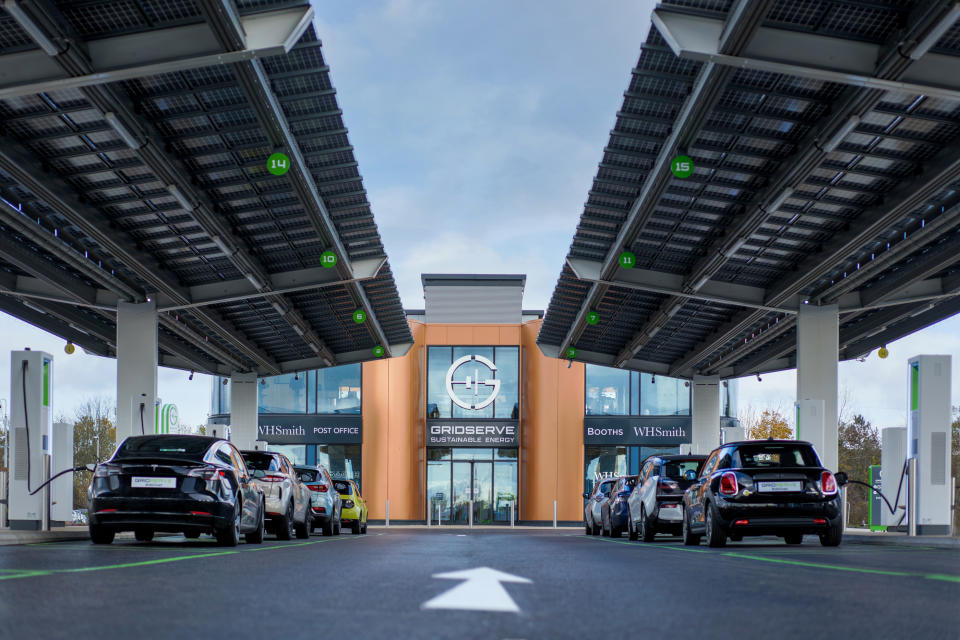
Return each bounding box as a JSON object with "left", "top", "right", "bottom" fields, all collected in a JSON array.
[{"left": 427, "top": 448, "right": 517, "bottom": 524}]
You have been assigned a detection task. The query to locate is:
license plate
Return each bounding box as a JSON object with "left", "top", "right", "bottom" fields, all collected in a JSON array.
[
  {"left": 757, "top": 481, "right": 802, "bottom": 492},
  {"left": 131, "top": 476, "right": 177, "bottom": 489}
]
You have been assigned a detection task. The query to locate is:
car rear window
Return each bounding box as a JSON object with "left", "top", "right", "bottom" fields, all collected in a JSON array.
[
  {"left": 115, "top": 436, "right": 212, "bottom": 460},
  {"left": 296, "top": 468, "right": 319, "bottom": 483},
  {"left": 598, "top": 480, "right": 615, "bottom": 494},
  {"left": 242, "top": 452, "right": 281, "bottom": 472},
  {"left": 333, "top": 480, "right": 353, "bottom": 495},
  {"left": 734, "top": 444, "right": 820, "bottom": 468},
  {"left": 661, "top": 459, "right": 703, "bottom": 479}
]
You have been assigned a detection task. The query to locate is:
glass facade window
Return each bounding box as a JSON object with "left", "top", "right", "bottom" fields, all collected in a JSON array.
[
  {"left": 584, "top": 446, "right": 627, "bottom": 496},
  {"left": 317, "top": 363, "right": 361, "bottom": 414},
  {"left": 258, "top": 373, "right": 308, "bottom": 414},
  {"left": 211, "top": 378, "right": 231, "bottom": 415},
  {"left": 426, "top": 346, "right": 519, "bottom": 419},
  {"left": 268, "top": 444, "right": 306, "bottom": 466},
  {"left": 426, "top": 448, "right": 518, "bottom": 523},
  {"left": 721, "top": 378, "right": 739, "bottom": 418},
  {"left": 315, "top": 445, "right": 362, "bottom": 491},
  {"left": 584, "top": 364, "right": 631, "bottom": 415},
  {"left": 639, "top": 373, "right": 690, "bottom": 416}
]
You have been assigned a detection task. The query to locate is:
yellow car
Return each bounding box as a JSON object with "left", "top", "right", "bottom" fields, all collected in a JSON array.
[{"left": 334, "top": 480, "right": 367, "bottom": 535}]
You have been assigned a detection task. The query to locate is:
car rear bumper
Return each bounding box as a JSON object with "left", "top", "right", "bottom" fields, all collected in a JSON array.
[
  {"left": 716, "top": 497, "right": 842, "bottom": 535},
  {"left": 724, "top": 515, "right": 841, "bottom": 536},
  {"left": 341, "top": 506, "right": 363, "bottom": 521},
  {"left": 655, "top": 501, "right": 684, "bottom": 523},
  {"left": 88, "top": 496, "right": 233, "bottom": 532}
]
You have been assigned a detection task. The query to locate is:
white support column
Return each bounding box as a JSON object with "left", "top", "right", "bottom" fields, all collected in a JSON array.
[
  {"left": 691, "top": 375, "right": 720, "bottom": 454},
  {"left": 230, "top": 372, "right": 259, "bottom": 449},
  {"left": 796, "top": 304, "right": 839, "bottom": 472},
  {"left": 116, "top": 301, "right": 158, "bottom": 443}
]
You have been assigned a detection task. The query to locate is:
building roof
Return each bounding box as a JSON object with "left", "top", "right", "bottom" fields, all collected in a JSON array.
[
  {"left": 0, "top": 0, "right": 412, "bottom": 376},
  {"left": 538, "top": 0, "right": 960, "bottom": 379}
]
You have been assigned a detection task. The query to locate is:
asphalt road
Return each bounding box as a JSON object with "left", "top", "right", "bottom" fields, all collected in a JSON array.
[{"left": 0, "top": 528, "right": 957, "bottom": 639}]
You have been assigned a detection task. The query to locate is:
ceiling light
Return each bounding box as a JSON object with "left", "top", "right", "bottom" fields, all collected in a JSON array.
[
  {"left": 210, "top": 235, "right": 232, "bottom": 255},
  {"left": 821, "top": 116, "right": 861, "bottom": 153},
  {"left": 766, "top": 189, "right": 793, "bottom": 212},
  {"left": 166, "top": 184, "right": 195, "bottom": 212},
  {"left": 691, "top": 275, "right": 710, "bottom": 291},
  {"left": 103, "top": 111, "right": 143, "bottom": 150},
  {"left": 292, "top": 325, "right": 304, "bottom": 336},
  {"left": 666, "top": 304, "right": 682, "bottom": 318},
  {"left": 3, "top": 0, "right": 60, "bottom": 56},
  {"left": 270, "top": 301, "right": 286, "bottom": 315},
  {"left": 647, "top": 325, "right": 661, "bottom": 338},
  {"left": 909, "top": 4, "right": 960, "bottom": 60},
  {"left": 245, "top": 273, "right": 265, "bottom": 290}
]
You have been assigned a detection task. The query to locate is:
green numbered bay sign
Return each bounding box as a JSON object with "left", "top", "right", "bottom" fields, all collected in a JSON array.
[{"left": 670, "top": 155, "right": 694, "bottom": 179}]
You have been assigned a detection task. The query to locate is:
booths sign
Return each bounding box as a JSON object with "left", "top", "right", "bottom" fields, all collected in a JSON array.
[{"left": 584, "top": 416, "right": 692, "bottom": 445}]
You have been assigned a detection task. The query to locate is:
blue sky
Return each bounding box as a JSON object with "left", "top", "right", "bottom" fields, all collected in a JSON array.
[{"left": 0, "top": 0, "right": 957, "bottom": 432}]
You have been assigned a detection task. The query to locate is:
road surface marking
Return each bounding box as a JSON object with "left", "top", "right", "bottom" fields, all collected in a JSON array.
[{"left": 422, "top": 567, "right": 531, "bottom": 613}]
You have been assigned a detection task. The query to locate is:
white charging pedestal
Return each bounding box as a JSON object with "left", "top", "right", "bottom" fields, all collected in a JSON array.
[{"left": 9, "top": 350, "right": 53, "bottom": 530}]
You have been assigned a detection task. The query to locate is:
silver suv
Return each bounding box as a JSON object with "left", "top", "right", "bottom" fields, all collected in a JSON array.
[
  {"left": 240, "top": 451, "right": 311, "bottom": 540},
  {"left": 294, "top": 464, "right": 342, "bottom": 536}
]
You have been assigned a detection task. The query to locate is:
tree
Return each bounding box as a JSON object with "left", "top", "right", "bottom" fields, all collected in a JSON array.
[
  {"left": 837, "top": 414, "right": 881, "bottom": 528},
  {"left": 746, "top": 409, "right": 793, "bottom": 440},
  {"left": 195, "top": 424, "right": 207, "bottom": 436},
  {"left": 72, "top": 397, "right": 116, "bottom": 510}
]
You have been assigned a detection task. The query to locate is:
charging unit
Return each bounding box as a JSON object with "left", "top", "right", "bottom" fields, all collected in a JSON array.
[
  {"left": 881, "top": 426, "right": 907, "bottom": 529},
  {"left": 9, "top": 350, "right": 53, "bottom": 530},
  {"left": 907, "top": 355, "right": 952, "bottom": 535},
  {"left": 52, "top": 421, "right": 73, "bottom": 526}
]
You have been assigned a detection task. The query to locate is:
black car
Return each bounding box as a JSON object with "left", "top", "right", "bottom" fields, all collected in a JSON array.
[
  {"left": 88, "top": 435, "right": 266, "bottom": 547},
  {"left": 600, "top": 475, "right": 637, "bottom": 538},
  {"left": 681, "top": 440, "right": 843, "bottom": 547}
]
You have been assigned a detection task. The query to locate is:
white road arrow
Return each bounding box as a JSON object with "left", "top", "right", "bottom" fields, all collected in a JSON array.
[{"left": 421, "top": 566, "right": 532, "bottom": 613}]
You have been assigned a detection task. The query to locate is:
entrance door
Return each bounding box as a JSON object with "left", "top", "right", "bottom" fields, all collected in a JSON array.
[
  {"left": 451, "top": 461, "right": 493, "bottom": 524},
  {"left": 428, "top": 449, "right": 517, "bottom": 524}
]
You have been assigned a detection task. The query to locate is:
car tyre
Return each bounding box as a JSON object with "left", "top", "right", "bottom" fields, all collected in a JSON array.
[
  {"left": 640, "top": 505, "right": 655, "bottom": 543},
  {"left": 277, "top": 502, "right": 294, "bottom": 541},
  {"left": 601, "top": 515, "right": 610, "bottom": 537},
  {"left": 89, "top": 524, "right": 114, "bottom": 545},
  {"left": 216, "top": 505, "right": 241, "bottom": 547},
  {"left": 351, "top": 519, "right": 361, "bottom": 535},
  {"left": 705, "top": 503, "right": 727, "bottom": 548},
  {"left": 784, "top": 533, "right": 803, "bottom": 545},
  {"left": 729, "top": 533, "right": 743, "bottom": 542},
  {"left": 335, "top": 514, "right": 342, "bottom": 535},
  {"left": 628, "top": 515, "right": 638, "bottom": 541},
  {"left": 585, "top": 519, "right": 592, "bottom": 536},
  {"left": 321, "top": 517, "right": 334, "bottom": 536},
  {"left": 183, "top": 531, "right": 201, "bottom": 539},
  {"left": 294, "top": 506, "right": 310, "bottom": 540},
  {"left": 134, "top": 528, "right": 153, "bottom": 542},
  {"left": 681, "top": 507, "right": 700, "bottom": 546},
  {"left": 819, "top": 522, "right": 843, "bottom": 547},
  {"left": 245, "top": 501, "right": 265, "bottom": 544}
]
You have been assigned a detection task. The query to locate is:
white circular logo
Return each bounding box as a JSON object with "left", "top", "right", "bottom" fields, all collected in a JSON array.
[{"left": 445, "top": 354, "right": 501, "bottom": 410}]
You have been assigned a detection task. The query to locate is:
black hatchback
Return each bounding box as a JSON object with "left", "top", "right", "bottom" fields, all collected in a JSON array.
[
  {"left": 88, "top": 435, "right": 266, "bottom": 546},
  {"left": 681, "top": 440, "right": 843, "bottom": 547}
]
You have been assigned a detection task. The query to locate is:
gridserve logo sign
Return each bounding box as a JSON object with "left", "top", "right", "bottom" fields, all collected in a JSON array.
[{"left": 445, "top": 354, "right": 501, "bottom": 410}]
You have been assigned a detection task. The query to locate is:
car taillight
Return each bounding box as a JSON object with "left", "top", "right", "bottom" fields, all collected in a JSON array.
[
  {"left": 719, "top": 472, "right": 738, "bottom": 496},
  {"left": 93, "top": 464, "right": 121, "bottom": 478},
  {"left": 259, "top": 474, "right": 285, "bottom": 483},
  {"left": 820, "top": 471, "right": 837, "bottom": 495},
  {"left": 814, "top": 518, "right": 827, "bottom": 524},
  {"left": 186, "top": 467, "right": 227, "bottom": 492},
  {"left": 96, "top": 508, "right": 117, "bottom": 513},
  {"left": 312, "top": 506, "right": 326, "bottom": 513},
  {"left": 190, "top": 511, "right": 212, "bottom": 516},
  {"left": 658, "top": 479, "right": 680, "bottom": 492},
  {"left": 316, "top": 484, "right": 328, "bottom": 493},
  {"left": 734, "top": 519, "right": 749, "bottom": 526},
  {"left": 661, "top": 503, "right": 678, "bottom": 509}
]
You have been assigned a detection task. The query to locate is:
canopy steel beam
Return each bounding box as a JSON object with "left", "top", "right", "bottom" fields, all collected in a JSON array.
[
  {"left": 198, "top": 0, "right": 398, "bottom": 358},
  {"left": 652, "top": 4, "right": 960, "bottom": 101},
  {"left": 0, "top": 1, "right": 314, "bottom": 99},
  {"left": 555, "top": 0, "right": 774, "bottom": 361},
  {"left": 0, "top": 294, "right": 113, "bottom": 358},
  {"left": 840, "top": 297, "right": 960, "bottom": 363}
]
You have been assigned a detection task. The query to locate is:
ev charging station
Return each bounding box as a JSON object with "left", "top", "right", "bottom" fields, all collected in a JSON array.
[
  {"left": 881, "top": 427, "right": 907, "bottom": 529},
  {"left": 8, "top": 350, "right": 53, "bottom": 530},
  {"left": 906, "top": 355, "right": 952, "bottom": 535}
]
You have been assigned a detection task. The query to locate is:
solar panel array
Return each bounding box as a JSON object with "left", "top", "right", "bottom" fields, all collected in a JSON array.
[
  {"left": 539, "top": 0, "right": 960, "bottom": 378},
  {"left": 0, "top": 0, "right": 411, "bottom": 375}
]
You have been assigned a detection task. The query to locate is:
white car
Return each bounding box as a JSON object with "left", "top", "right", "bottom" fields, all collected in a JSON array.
[
  {"left": 240, "top": 451, "right": 312, "bottom": 540},
  {"left": 628, "top": 455, "right": 706, "bottom": 541}
]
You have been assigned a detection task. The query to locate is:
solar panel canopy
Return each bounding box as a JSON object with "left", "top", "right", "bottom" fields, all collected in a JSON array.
[
  {"left": 538, "top": 0, "right": 960, "bottom": 380},
  {"left": 0, "top": 0, "right": 412, "bottom": 376}
]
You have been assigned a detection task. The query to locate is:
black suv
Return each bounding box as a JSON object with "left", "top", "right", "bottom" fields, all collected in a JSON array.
[{"left": 681, "top": 440, "right": 843, "bottom": 547}]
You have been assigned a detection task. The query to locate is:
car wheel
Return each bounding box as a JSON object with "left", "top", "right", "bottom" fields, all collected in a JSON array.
[
  {"left": 245, "top": 501, "right": 265, "bottom": 544},
  {"left": 784, "top": 533, "right": 803, "bottom": 545},
  {"left": 362, "top": 522, "right": 368, "bottom": 534},
  {"left": 592, "top": 519, "right": 601, "bottom": 536},
  {"left": 276, "top": 502, "right": 294, "bottom": 541},
  {"left": 294, "top": 505, "right": 310, "bottom": 540},
  {"left": 640, "top": 506, "right": 656, "bottom": 543},
  {"left": 351, "top": 519, "right": 361, "bottom": 535},
  {"left": 335, "top": 515, "right": 342, "bottom": 535},
  {"left": 705, "top": 503, "right": 727, "bottom": 548},
  {"left": 585, "top": 519, "right": 592, "bottom": 536},
  {"left": 681, "top": 507, "right": 701, "bottom": 546},
  {"left": 216, "top": 505, "right": 241, "bottom": 547},
  {"left": 819, "top": 522, "right": 843, "bottom": 547},
  {"left": 321, "top": 516, "right": 334, "bottom": 536},
  {"left": 601, "top": 515, "right": 610, "bottom": 537},
  {"left": 729, "top": 533, "right": 743, "bottom": 542},
  {"left": 89, "top": 524, "right": 115, "bottom": 545},
  {"left": 628, "top": 514, "right": 638, "bottom": 541},
  {"left": 134, "top": 528, "right": 154, "bottom": 542}
]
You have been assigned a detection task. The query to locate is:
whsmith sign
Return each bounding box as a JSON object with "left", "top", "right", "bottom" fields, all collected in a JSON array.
[
  {"left": 584, "top": 416, "right": 692, "bottom": 446},
  {"left": 209, "top": 414, "right": 362, "bottom": 444},
  {"left": 427, "top": 419, "right": 518, "bottom": 447}
]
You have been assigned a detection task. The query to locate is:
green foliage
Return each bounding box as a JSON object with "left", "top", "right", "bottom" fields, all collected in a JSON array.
[
  {"left": 72, "top": 398, "right": 116, "bottom": 510},
  {"left": 838, "top": 414, "right": 881, "bottom": 528}
]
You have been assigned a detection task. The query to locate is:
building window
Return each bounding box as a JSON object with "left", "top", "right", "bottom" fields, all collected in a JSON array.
[
  {"left": 258, "top": 373, "right": 308, "bottom": 414},
  {"left": 268, "top": 444, "right": 306, "bottom": 466},
  {"left": 639, "top": 373, "right": 690, "bottom": 416},
  {"left": 721, "top": 378, "right": 739, "bottom": 418},
  {"left": 584, "top": 446, "right": 628, "bottom": 496},
  {"left": 315, "top": 444, "right": 362, "bottom": 491},
  {"left": 316, "top": 364, "right": 361, "bottom": 414},
  {"left": 211, "top": 377, "right": 231, "bottom": 415},
  {"left": 426, "top": 346, "right": 519, "bottom": 419},
  {"left": 585, "top": 364, "right": 630, "bottom": 415}
]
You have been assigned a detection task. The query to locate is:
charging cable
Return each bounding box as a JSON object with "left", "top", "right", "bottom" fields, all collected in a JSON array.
[{"left": 839, "top": 459, "right": 908, "bottom": 522}]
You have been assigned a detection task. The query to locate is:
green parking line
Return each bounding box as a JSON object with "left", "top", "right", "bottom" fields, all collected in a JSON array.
[
  {"left": 0, "top": 536, "right": 359, "bottom": 581},
  {"left": 584, "top": 536, "right": 960, "bottom": 583}
]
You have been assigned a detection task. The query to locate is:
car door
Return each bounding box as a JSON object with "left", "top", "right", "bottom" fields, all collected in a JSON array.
[
  {"left": 688, "top": 452, "right": 718, "bottom": 529},
  {"left": 628, "top": 463, "right": 648, "bottom": 523},
  {"left": 641, "top": 459, "right": 659, "bottom": 517},
  {"left": 282, "top": 457, "right": 305, "bottom": 522},
  {"left": 228, "top": 444, "right": 258, "bottom": 530}
]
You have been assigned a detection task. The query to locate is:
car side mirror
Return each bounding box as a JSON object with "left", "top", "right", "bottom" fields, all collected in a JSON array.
[
  {"left": 684, "top": 470, "right": 696, "bottom": 481},
  {"left": 834, "top": 471, "right": 848, "bottom": 487}
]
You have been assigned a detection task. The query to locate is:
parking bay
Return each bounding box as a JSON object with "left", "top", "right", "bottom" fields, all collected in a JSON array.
[{"left": 0, "top": 530, "right": 957, "bottom": 639}]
